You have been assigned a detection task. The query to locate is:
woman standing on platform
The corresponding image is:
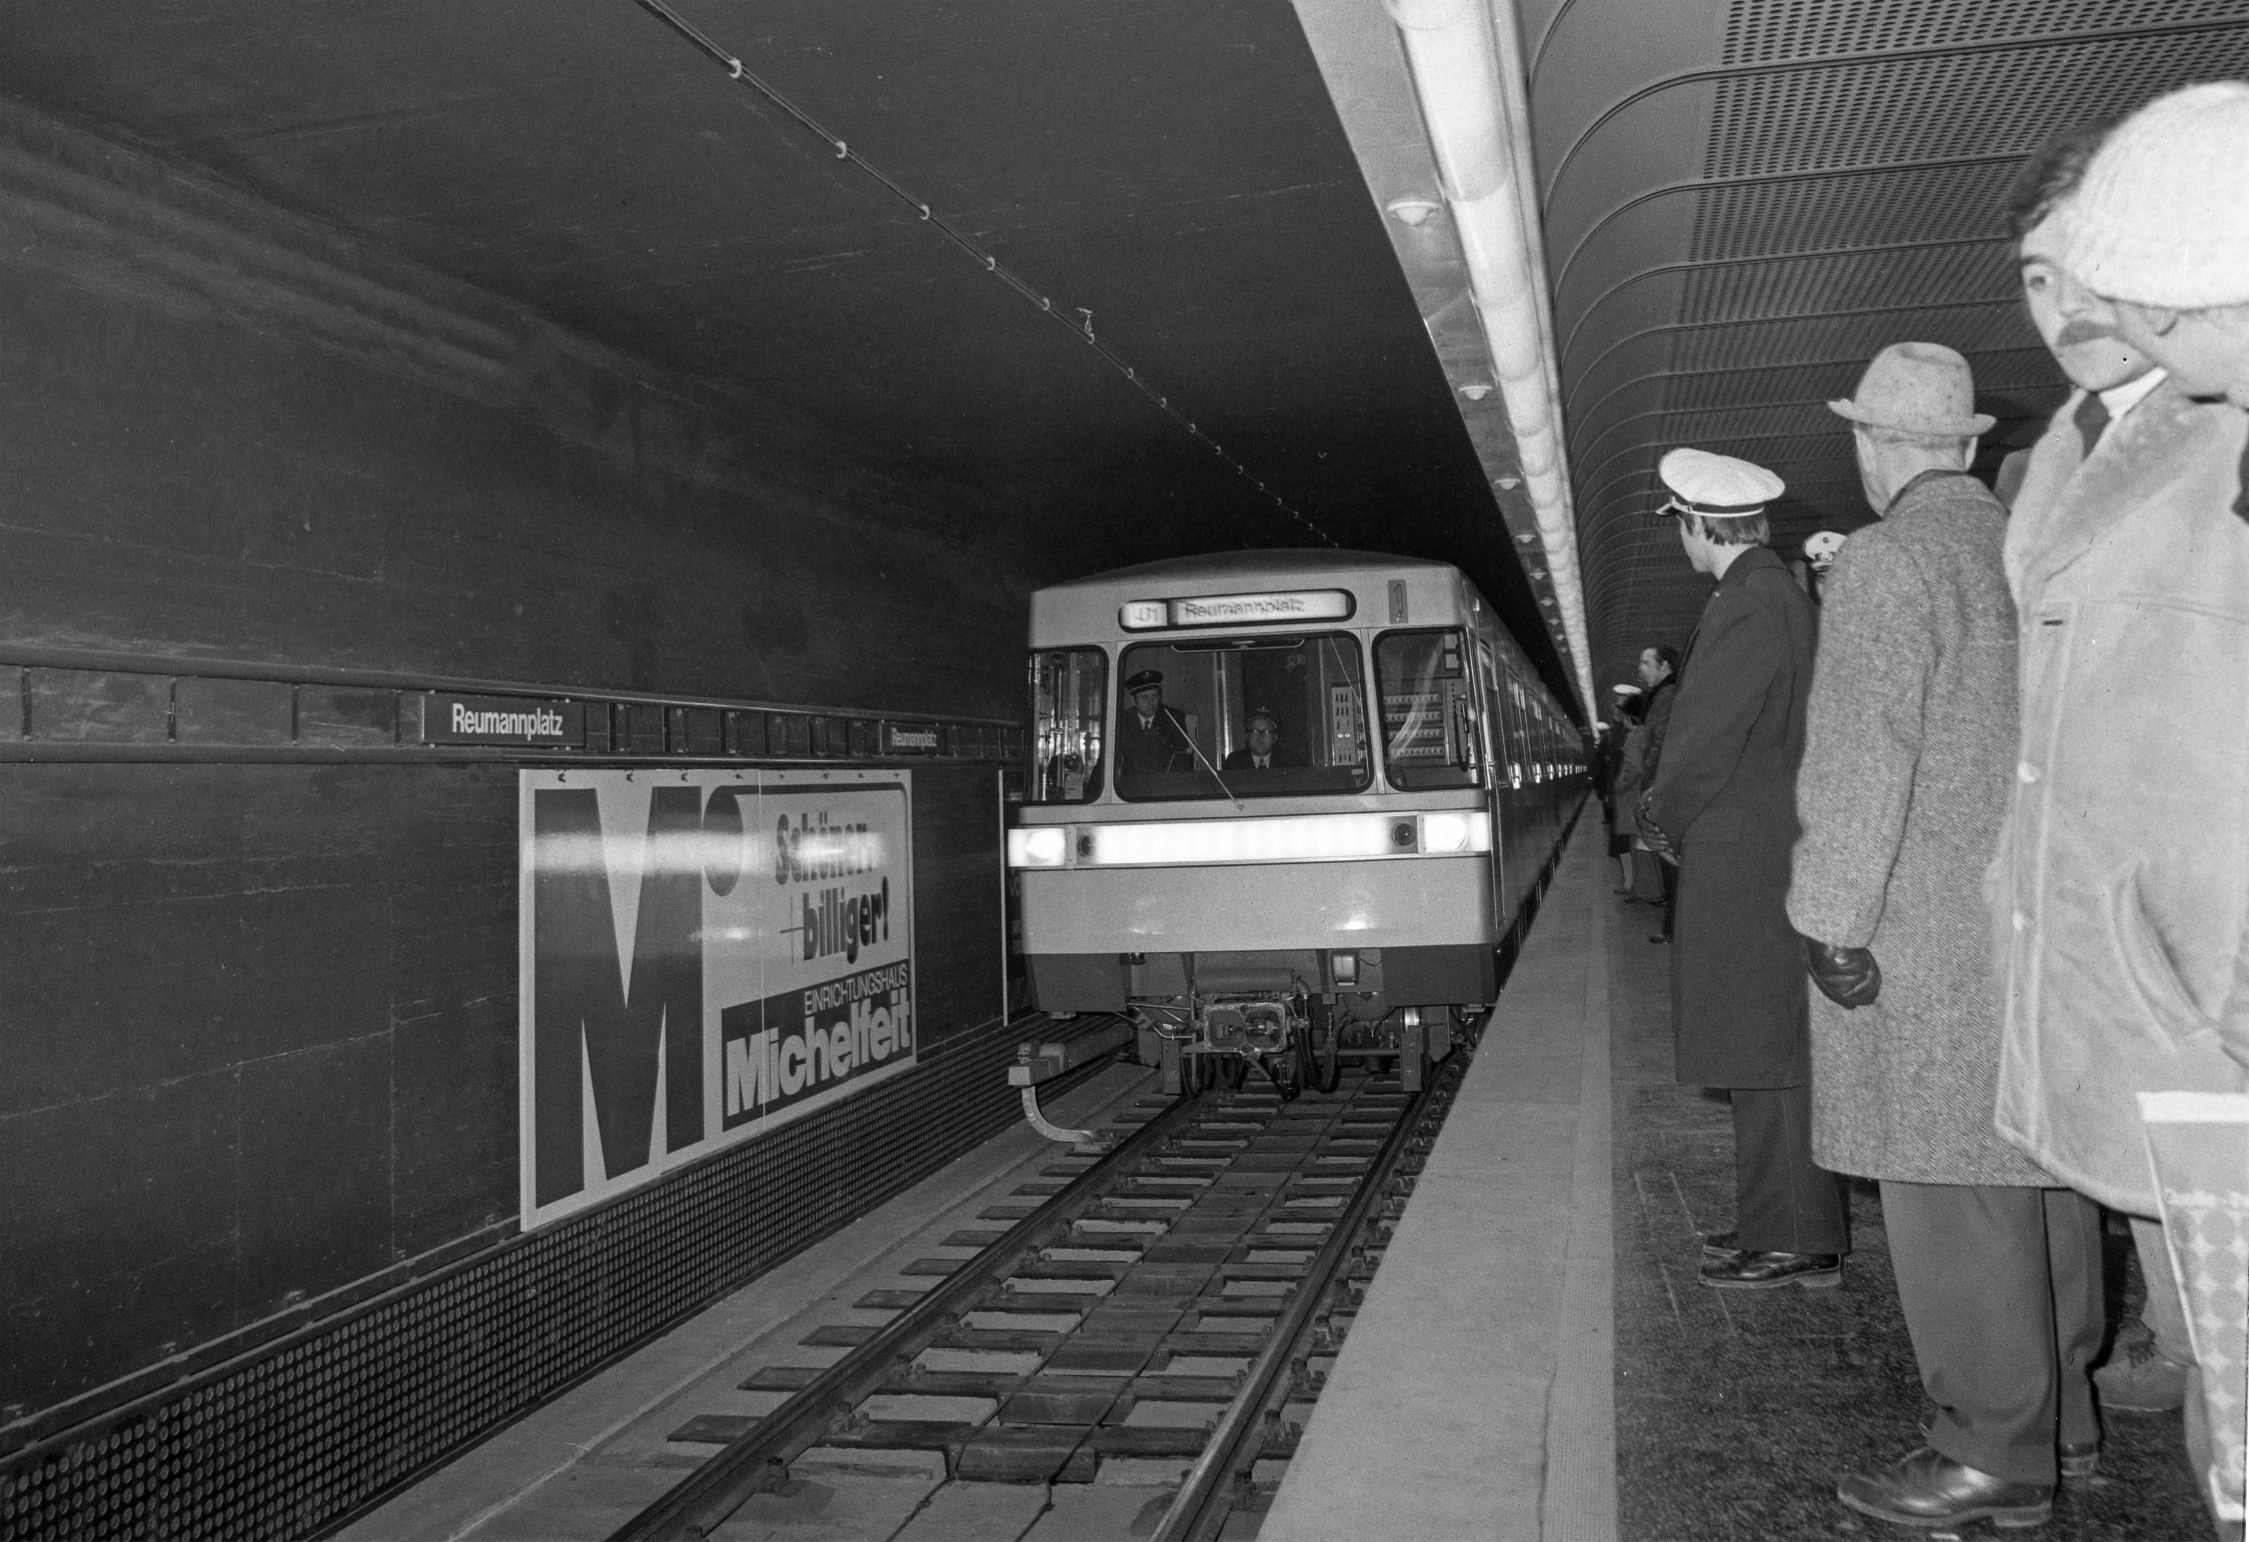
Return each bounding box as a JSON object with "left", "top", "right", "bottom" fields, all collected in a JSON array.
[{"left": 1609, "top": 685, "right": 1647, "bottom": 893}]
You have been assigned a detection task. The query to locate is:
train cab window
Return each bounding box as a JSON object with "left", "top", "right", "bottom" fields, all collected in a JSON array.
[
  {"left": 1113, "top": 634, "right": 1370, "bottom": 801},
  {"left": 1376, "top": 629, "right": 1482, "bottom": 790},
  {"left": 1029, "top": 648, "right": 1106, "bottom": 803}
]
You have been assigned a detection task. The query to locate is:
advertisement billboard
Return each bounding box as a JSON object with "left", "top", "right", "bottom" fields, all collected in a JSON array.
[{"left": 518, "top": 768, "right": 915, "bottom": 1230}]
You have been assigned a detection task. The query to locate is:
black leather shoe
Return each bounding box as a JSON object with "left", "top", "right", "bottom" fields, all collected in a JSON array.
[
  {"left": 1699, "top": 1249, "right": 1841, "bottom": 1289},
  {"left": 1699, "top": 1229, "right": 1739, "bottom": 1258},
  {"left": 1649, "top": 932, "right": 1670, "bottom": 944},
  {"left": 1837, "top": 1447, "right": 2052, "bottom": 1528}
]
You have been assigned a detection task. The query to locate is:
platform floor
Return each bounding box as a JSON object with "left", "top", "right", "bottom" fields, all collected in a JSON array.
[
  {"left": 350, "top": 821, "right": 2211, "bottom": 1542},
  {"left": 1271, "top": 823, "right": 2210, "bottom": 1542}
]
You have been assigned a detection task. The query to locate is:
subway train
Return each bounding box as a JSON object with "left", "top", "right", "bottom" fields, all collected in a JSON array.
[{"left": 1006, "top": 551, "right": 1585, "bottom": 1096}]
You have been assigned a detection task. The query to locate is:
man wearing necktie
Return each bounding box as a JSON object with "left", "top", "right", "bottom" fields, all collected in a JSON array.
[
  {"left": 1222, "top": 708, "right": 1298, "bottom": 771},
  {"left": 1793, "top": 342, "right": 2096, "bottom": 1531},
  {"left": 1995, "top": 119, "right": 2194, "bottom": 1434},
  {"left": 1989, "top": 85, "right": 2249, "bottom": 1536}
]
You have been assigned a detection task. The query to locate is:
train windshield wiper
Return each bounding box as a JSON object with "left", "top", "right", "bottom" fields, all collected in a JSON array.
[{"left": 1177, "top": 728, "right": 1245, "bottom": 812}]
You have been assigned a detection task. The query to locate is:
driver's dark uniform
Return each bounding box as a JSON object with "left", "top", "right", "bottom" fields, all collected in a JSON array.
[{"left": 1117, "top": 705, "right": 1193, "bottom": 777}]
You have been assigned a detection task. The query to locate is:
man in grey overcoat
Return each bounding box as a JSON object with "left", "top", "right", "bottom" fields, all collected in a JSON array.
[
  {"left": 1638, "top": 447, "right": 1843, "bottom": 1289},
  {"left": 1791, "top": 343, "right": 2101, "bottom": 1533}
]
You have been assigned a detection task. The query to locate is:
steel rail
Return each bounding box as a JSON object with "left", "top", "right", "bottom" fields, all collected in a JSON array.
[
  {"left": 607, "top": 1086, "right": 1198, "bottom": 1542},
  {"left": 1150, "top": 1029, "right": 1474, "bottom": 1541}
]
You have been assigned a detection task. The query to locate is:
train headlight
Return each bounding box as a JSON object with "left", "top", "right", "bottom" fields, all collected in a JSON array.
[
  {"left": 1417, "top": 811, "right": 1490, "bottom": 854},
  {"left": 1009, "top": 827, "right": 1069, "bottom": 868}
]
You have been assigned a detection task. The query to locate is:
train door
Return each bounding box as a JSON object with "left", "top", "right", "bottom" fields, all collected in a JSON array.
[{"left": 1472, "top": 624, "right": 1509, "bottom": 933}]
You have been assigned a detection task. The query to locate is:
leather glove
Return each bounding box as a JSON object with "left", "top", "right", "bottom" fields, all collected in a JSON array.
[
  {"left": 1632, "top": 792, "right": 1675, "bottom": 863},
  {"left": 1805, "top": 938, "right": 1880, "bottom": 1009}
]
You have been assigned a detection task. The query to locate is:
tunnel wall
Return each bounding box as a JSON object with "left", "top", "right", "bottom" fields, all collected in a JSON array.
[{"left": 0, "top": 97, "right": 1044, "bottom": 1528}]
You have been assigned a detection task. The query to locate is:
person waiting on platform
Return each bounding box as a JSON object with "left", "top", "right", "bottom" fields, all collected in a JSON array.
[
  {"left": 1999, "top": 117, "right": 2188, "bottom": 1429},
  {"left": 1792, "top": 341, "right": 2099, "bottom": 1532},
  {"left": 1636, "top": 446, "right": 1844, "bottom": 1291},
  {"left": 1993, "top": 83, "right": 2249, "bottom": 1538},
  {"left": 1222, "top": 708, "right": 1299, "bottom": 771},
  {"left": 1116, "top": 669, "right": 1193, "bottom": 777}
]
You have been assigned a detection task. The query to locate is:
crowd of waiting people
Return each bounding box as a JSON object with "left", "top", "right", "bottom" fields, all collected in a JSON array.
[{"left": 1589, "top": 85, "right": 2249, "bottom": 1537}]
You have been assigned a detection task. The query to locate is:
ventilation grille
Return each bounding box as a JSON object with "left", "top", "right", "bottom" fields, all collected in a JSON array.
[
  {"left": 1685, "top": 161, "right": 2021, "bottom": 262},
  {"left": 1704, "top": 31, "right": 2249, "bottom": 181},
  {"left": 0, "top": 1014, "right": 1082, "bottom": 1542},
  {"left": 1678, "top": 242, "right": 2018, "bottom": 326},
  {"left": 1720, "top": 0, "right": 2249, "bottom": 64}
]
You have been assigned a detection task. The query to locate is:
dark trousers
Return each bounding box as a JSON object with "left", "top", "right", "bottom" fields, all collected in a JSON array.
[
  {"left": 1731, "top": 1084, "right": 1848, "bottom": 1254},
  {"left": 1659, "top": 856, "right": 1679, "bottom": 937},
  {"left": 1880, "top": 1180, "right": 2105, "bottom": 1486}
]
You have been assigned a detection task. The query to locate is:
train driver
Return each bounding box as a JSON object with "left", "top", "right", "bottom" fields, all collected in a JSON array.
[
  {"left": 1117, "top": 669, "right": 1194, "bottom": 776},
  {"left": 1222, "top": 708, "right": 1300, "bottom": 771}
]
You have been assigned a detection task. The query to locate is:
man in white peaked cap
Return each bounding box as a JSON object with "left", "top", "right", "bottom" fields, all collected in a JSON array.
[
  {"left": 1638, "top": 447, "right": 1843, "bottom": 1290},
  {"left": 1995, "top": 81, "right": 2249, "bottom": 1536}
]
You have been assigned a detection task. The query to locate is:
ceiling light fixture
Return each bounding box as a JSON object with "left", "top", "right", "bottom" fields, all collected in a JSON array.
[
  {"left": 1459, "top": 383, "right": 1492, "bottom": 401},
  {"left": 1387, "top": 197, "right": 1443, "bottom": 227},
  {"left": 1494, "top": 476, "right": 1523, "bottom": 490}
]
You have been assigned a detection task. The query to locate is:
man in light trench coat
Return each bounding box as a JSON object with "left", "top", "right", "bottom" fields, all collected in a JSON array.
[
  {"left": 1996, "top": 82, "right": 2249, "bottom": 1534},
  {"left": 1791, "top": 342, "right": 2101, "bottom": 1532}
]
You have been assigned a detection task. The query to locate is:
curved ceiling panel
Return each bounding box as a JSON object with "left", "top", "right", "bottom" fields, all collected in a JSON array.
[{"left": 1530, "top": 0, "right": 2249, "bottom": 705}]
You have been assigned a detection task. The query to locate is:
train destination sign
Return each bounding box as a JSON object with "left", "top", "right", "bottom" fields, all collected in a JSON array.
[
  {"left": 1119, "top": 588, "right": 1355, "bottom": 631},
  {"left": 517, "top": 768, "right": 915, "bottom": 1230},
  {"left": 409, "top": 691, "right": 585, "bottom": 747}
]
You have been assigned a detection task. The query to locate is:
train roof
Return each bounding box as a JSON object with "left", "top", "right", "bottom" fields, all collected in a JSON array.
[{"left": 1036, "top": 550, "right": 1457, "bottom": 595}]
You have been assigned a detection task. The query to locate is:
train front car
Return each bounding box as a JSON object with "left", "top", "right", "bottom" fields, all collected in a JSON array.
[{"left": 1009, "top": 552, "right": 1524, "bottom": 1096}]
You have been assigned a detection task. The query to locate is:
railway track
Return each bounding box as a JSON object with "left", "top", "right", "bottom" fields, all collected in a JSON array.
[{"left": 609, "top": 1024, "right": 1482, "bottom": 1542}]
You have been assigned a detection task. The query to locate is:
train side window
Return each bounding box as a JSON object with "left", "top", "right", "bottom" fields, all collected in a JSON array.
[
  {"left": 1375, "top": 629, "right": 1481, "bottom": 790},
  {"left": 1028, "top": 647, "right": 1107, "bottom": 804}
]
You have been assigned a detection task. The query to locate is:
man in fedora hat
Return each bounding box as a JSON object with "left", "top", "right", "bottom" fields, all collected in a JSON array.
[
  {"left": 1994, "top": 83, "right": 2249, "bottom": 1533},
  {"left": 1794, "top": 343, "right": 2101, "bottom": 1530},
  {"left": 1636, "top": 447, "right": 1841, "bottom": 1290}
]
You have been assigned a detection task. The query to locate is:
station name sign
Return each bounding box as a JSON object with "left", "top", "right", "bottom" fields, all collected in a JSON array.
[
  {"left": 880, "top": 722, "right": 941, "bottom": 755},
  {"left": 1119, "top": 589, "right": 1356, "bottom": 631},
  {"left": 408, "top": 692, "right": 585, "bottom": 747}
]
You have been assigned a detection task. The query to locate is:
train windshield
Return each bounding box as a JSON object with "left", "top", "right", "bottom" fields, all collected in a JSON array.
[
  {"left": 1028, "top": 648, "right": 1107, "bottom": 804},
  {"left": 1112, "top": 633, "right": 1370, "bottom": 801},
  {"left": 1376, "top": 629, "right": 1483, "bottom": 790}
]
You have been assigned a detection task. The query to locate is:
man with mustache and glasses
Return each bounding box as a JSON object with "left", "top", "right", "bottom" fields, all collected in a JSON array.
[
  {"left": 1992, "top": 84, "right": 2249, "bottom": 1536},
  {"left": 1994, "top": 119, "right": 2195, "bottom": 1435}
]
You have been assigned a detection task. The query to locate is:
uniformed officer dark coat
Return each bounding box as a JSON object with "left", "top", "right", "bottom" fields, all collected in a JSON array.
[
  {"left": 1645, "top": 546, "right": 1817, "bottom": 1087},
  {"left": 1116, "top": 704, "right": 1193, "bottom": 778}
]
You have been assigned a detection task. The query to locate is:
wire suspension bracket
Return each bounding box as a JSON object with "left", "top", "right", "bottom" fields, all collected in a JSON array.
[{"left": 630, "top": 0, "right": 1338, "bottom": 548}]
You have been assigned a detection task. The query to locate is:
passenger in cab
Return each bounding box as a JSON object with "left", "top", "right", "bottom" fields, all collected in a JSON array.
[
  {"left": 1221, "top": 708, "right": 1298, "bottom": 771},
  {"left": 1635, "top": 448, "right": 1842, "bottom": 1289},
  {"left": 1996, "top": 82, "right": 2249, "bottom": 1537},
  {"left": 1115, "top": 668, "right": 1193, "bottom": 776},
  {"left": 1791, "top": 343, "right": 2098, "bottom": 1531},
  {"left": 2001, "top": 117, "right": 2191, "bottom": 1428}
]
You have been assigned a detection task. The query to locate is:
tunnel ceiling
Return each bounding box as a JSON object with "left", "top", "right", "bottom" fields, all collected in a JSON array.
[
  {"left": 1530, "top": 0, "right": 2249, "bottom": 701},
  {"left": 7, "top": 2, "right": 2249, "bottom": 721},
  {"left": 0, "top": 0, "right": 1579, "bottom": 708}
]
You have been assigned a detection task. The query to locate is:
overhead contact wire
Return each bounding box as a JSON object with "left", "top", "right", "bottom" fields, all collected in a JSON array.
[{"left": 630, "top": 0, "right": 1339, "bottom": 548}]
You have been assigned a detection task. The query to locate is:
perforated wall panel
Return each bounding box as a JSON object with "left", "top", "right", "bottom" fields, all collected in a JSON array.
[{"left": 1551, "top": 0, "right": 2249, "bottom": 692}]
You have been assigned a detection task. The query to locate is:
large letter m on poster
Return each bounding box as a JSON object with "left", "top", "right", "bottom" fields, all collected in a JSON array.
[{"left": 531, "top": 786, "right": 703, "bottom": 1209}]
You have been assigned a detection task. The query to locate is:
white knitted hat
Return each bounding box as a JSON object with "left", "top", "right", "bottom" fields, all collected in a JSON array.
[{"left": 2060, "top": 81, "right": 2249, "bottom": 308}]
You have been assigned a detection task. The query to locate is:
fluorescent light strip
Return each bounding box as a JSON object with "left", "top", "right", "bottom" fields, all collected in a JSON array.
[{"left": 1008, "top": 811, "right": 1491, "bottom": 869}]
